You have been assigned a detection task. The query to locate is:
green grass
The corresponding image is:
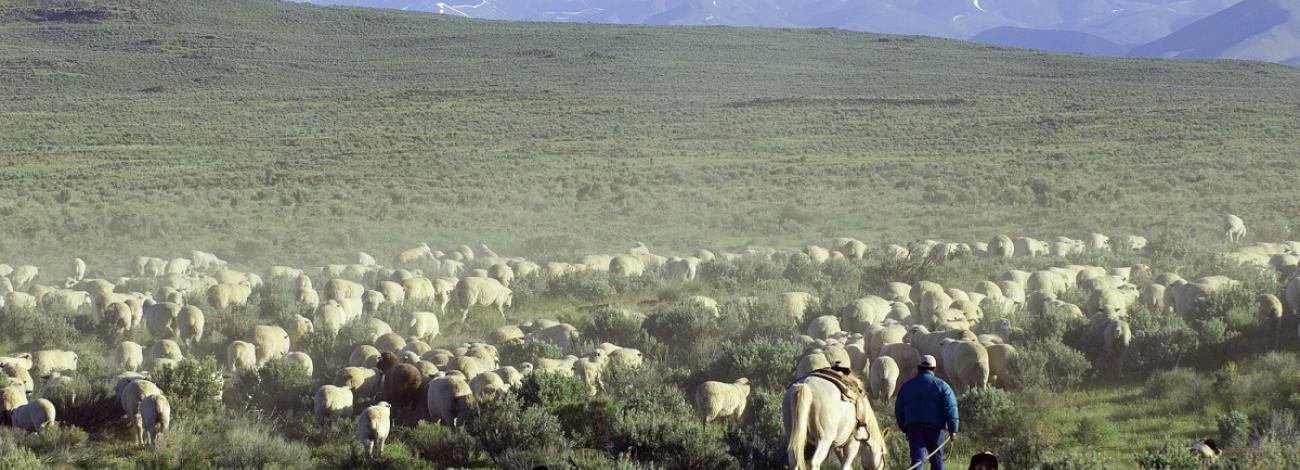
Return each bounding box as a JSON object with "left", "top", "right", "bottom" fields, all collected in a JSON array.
[
  {"left": 1, "top": 0, "right": 1299, "bottom": 268},
  {"left": 4, "top": 1, "right": 1300, "bottom": 467}
]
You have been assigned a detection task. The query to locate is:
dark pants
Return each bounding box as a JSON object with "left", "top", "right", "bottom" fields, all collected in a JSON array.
[{"left": 905, "top": 425, "right": 945, "bottom": 470}]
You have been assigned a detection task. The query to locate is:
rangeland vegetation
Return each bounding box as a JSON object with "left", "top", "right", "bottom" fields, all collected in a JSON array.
[{"left": 3, "top": 0, "right": 1300, "bottom": 468}]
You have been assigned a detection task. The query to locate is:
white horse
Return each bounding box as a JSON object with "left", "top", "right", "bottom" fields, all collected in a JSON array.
[{"left": 784, "top": 373, "right": 888, "bottom": 470}]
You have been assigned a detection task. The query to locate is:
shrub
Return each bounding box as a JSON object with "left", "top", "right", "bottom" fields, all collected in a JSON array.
[
  {"left": 705, "top": 337, "right": 802, "bottom": 390},
  {"left": 961, "top": 387, "right": 1016, "bottom": 436},
  {"left": 1073, "top": 416, "right": 1115, "bottom": 447},
  {"left": 399, "top": 422, "right": 486, "bottom": 468},
  {"left": 1027, "top": 305, "right": 1088, "bottom": 342},
  {"left": 215, "top": 416, "right": 316, "bottom": 470},
  {"left": 1217, "top": 410, "right": 1250, "bottom": 448},
  {"left": 1144, "top": 368, "right": 1212, "bottom": 410},
  {"left": 615, "top": 412, "right": 738, "bottom": 469},
  {"left": 498, "top": 340, "right": 564, "bottom": 367},
  {"left": 467, "top": 395, "right": 570, "bottom": 464},
  {"left": 1005, "top": 340, "right": 1091, "bottom": 392},
  {"left": 517, "top": 372, "right": 589, "bottom": 411},
  {"left": 551, "top": 395, "right": 624, "bottom": 450},
  {"left": 581, "top": 306, "right": 652, "bottom": 352},
  {"left": 1136, "top": 442, "right": 1200, "bottom": 470},
  {"left": 153, "top": 357, "right": 224, "bottom": 417},
  {"left": 232, "top": 356, "right": 313, "bottom": 413},
  {"left": 724, "top": 390, "right": 786, "bottom": 469},
  {"left": 1128, "top": 311, "right": 1199, "bottom": 371},
  {"left": 549, "top": 271, "right": 616, "bottom": 303}
]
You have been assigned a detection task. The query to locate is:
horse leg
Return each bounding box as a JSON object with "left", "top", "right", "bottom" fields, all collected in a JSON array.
[
  {"left": 809, "top": 438, "right": 834, "bottom": 469},
  {"left": 837, "top": 440, "right": 860, "bottom": 470}
]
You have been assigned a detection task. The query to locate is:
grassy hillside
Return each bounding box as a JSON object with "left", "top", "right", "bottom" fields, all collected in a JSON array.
[{"left": 2, "top": 0, "right": 1299, "bottom": 268}]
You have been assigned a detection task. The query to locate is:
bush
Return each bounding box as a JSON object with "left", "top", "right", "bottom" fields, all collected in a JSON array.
[
  {"left": 467, "top": 395, "right": 570, "bottom": 464},
  {"left": 215, "top": 416, "right": 316, "bottom": 469},
  {"left": 1073, "top": 416, "right": 1115, "bottom": 447},
  {"left": 399, "top": 422, "right": 486, "bottom": 468},
  {"left": 1027, "top": 305, "right": 1088, "bottom": 342},
  {"left": 499, "top": 340, "right": 564, "bottom": 367},
  {"left": 724, "top": 390, "right": 786, "bottom": 470},
  {"left": 1128, "top": 310, "right": 1199, "bottom": 371},
  {"left": 579, "top": 306, "right": 653, "bottom": 352},
  {"left": 1136, "top": 442, "right": 1201, "bottom": 469},
  {"left": 1144, "top": 368, "right": 1212, "bottom": 410},
  {"left": 551, "top": 396, "right": 624, "bottom": 450},
  {"left": 961, "top": 387, "right": 1016, "bottom": 436},
  {"left": 517, "top": 372, "right": 589, "bottom": 411},
  {"left": 615, "top": 412, "right": 737, "bottom": 469},
  {"left": 705, "top": 337, "right": 802, "bottom": 390},
  {"left": 303, "top": 320, "right": 377, "bottom": 372},
  {"left": 232, "top": 356, "right": 313, "bottom": 413},
  {"left": 153, "top": 358, "right": 224, "bottom": 418},
  {"left": 549, "top": 271, "right": 616, "bottom": 303},
  {"left": 1217, "top": 410, "right": 1250, "bottom": 448},
  {"left": 1005, "top": 340, "right": 1091, "bottom": 392}
]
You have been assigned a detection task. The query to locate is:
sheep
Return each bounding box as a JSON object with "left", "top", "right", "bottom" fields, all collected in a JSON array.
[
  {"left": 284, "top": 314, "right": 314, "bottom": 351},
  {"left": 150, "top": 340, "right": 183, "bottom": 363},
  {"left": 694, "top": 378, "right": 750, "bottom": 426},
  {"left": 1225, "top": 215, "right": 1246, "bottom": 243},
  {"left": 315, "top": 384, "right": 355, "bottom": 423},
  {"left": 246, "top": 325, "right": 291, "bottom": 366},
  {"left": 286, "top": 352, "right": 314, "bottom": 378},
  {"left": 177, "top": 305, "right": 205, "bottom": 347},
  {"left": 357, "top": 402, "right": 392, "bottom": 459},
  {"left": 30, "top": 349, "right": 79, "bottom": 378},
  {"left": 206, "top": 281, "right": 252, "bottom": 310},
  {"left": 403, "top": 311, "right": 439, "bottom": 343},
  {"left": 11, "top": 398, "right": 56, "bottom": 433},
  {"left": 113, "top": 341, "right": 145, "bottom": 373},
  {"left": 120, "top": 379, "right": 163, "bottom": 445},
  {"left": 869, "top": 356, "right": 900, "bottom": 401},
  {"left": 143, "top": 302, "right": 182, "bottom": 340},
  {"left": 526, "top": 323, "right": 581, "bottom": 349},
  {"left": 380, "top": 363, "right": 423, "bottom": 408},
  {"left": 350, "top": 345, "right": 381, "bottom": 368},
  {"left": 1, "top": 362, "right": 34, "bottom": 394},
  {"left": 141, "top": 394, "right": 171, "bottom": 448},
  {"left": 454, "top": 277, "right": 512, "bottom": 322},
  {"left": 336, "top": 367, "right": 382, "bottom": 399},
  {"left": 374, "top": 333, "right": 407, "bottom": 354},
  {"left": 226, "top": 340, "right": 258, "bottom": 376},
  {"left": 3, "top": 385, "right": 27, "bottom": 424}
]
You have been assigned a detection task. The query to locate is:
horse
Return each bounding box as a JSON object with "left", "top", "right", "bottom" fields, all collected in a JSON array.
[{"left": 783, "top": 371, "right": 888, "bottom": 470}]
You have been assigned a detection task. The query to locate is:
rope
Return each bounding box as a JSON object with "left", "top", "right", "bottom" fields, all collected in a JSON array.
[{"left": 903, "top": 433, "right": 952, "bottom": 470}]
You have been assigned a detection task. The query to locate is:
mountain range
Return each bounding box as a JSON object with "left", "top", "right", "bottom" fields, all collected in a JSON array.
[{"left": 290, "top": 0, "right": 1300, "bottom": 64}]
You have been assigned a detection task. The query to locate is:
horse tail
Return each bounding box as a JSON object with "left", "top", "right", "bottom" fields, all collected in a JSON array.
[{"left": 787, "top": 383, "right": 813, "bottom": 470}]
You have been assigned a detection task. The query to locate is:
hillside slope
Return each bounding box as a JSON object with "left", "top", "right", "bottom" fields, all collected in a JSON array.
[
  {"left": 1, "top": 0, "right": 1299, "bottom": 266},
  {"left": 1131, "top": 0, "right": 1300, "bottom": 62}
]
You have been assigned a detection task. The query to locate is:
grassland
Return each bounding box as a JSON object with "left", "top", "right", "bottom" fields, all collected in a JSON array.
[
  {"left": 1, "top": 0, "right": 1299, "bottom": 268},
  {"left": 3, "top": 1, "right": 1300, "bottom": 468}
]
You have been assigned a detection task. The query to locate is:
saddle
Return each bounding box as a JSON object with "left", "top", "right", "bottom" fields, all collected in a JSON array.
[
  {"left": 804, "top": 366, "right": 866, "bottom": 403},
  {"left": 800, "top": 366, "right": 876, "bottom": 442}
]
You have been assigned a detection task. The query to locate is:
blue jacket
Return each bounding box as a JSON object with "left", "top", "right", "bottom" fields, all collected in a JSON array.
[{"left": 894, "top": 369, "right": 959, "bottom": 433}]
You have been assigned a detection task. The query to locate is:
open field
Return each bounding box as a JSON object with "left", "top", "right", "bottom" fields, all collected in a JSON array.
[
  {"left": 4, "top": 0, "right": 1300, "bottom": 468},
  {"left": 1, "top": 0, "right": 1300, "bottom": 268}
]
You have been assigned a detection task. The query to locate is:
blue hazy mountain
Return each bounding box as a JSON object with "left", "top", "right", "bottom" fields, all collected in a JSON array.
[{"left": 290, "top": 0, "right": 1299, "bottom": 64}]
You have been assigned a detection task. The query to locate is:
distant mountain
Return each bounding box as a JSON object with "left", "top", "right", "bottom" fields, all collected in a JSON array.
[
  {"left": 972, "top": 26, "right": 1128, "bottom": 56},
  {"left": 1131, "top": 0, "right": 1300, "bottom": 62},
  {"left": 290, "top": 0, "right": 1232, "bottom": 44}
]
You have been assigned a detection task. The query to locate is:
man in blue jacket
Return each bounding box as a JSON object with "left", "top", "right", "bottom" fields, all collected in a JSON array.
[{"left": 894, "top": 355, "right": 959, "bottom": 470}]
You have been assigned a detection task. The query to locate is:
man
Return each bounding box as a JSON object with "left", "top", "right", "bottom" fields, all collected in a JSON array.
[{"left": 894, "top": 355, "right": 959, "bottom": 470}]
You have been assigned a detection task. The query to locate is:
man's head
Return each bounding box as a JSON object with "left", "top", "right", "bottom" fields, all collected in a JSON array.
[{"left": 918, "top": 355, "right": 937, "bottom": 371}]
